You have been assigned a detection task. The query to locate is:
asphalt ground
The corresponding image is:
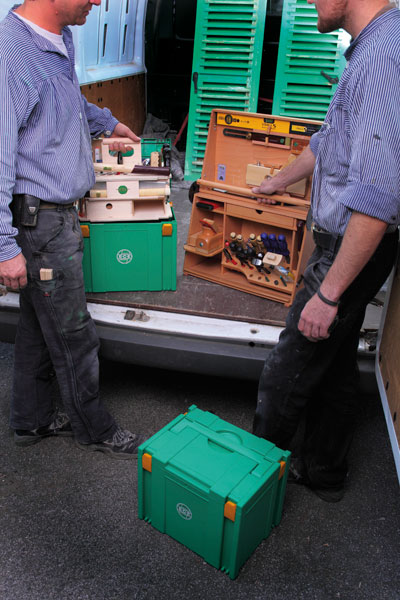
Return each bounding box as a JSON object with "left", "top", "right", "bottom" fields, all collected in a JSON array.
[{"left": 0, "top": 340, "right": 399, "bottom": 600}]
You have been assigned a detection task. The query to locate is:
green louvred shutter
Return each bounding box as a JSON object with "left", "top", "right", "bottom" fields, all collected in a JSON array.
[
  {"left": 184, "top": 0, "right": 267, "bottom": 181},
  {"left": 272, "top": 0, "right": 350, "bottom": 120}
]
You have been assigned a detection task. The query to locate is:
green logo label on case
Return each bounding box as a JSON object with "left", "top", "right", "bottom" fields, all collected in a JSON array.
[
  {"left": 176, "top": 503, "right": 192, "bottom": 520},
  {"left": 116, "top": 249, "right": 133, "bottom": 265}
]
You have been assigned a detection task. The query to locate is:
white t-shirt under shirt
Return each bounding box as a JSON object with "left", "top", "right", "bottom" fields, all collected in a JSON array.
[{"left": 14, "top": 11, "right": 68, "bottom": 57}]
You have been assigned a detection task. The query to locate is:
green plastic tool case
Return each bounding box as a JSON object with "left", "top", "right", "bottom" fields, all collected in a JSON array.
[
  {"left": 81, "top": 214, "right": 177, "bottom": 293},
  {"left": 138, "top": 405, "right": 290, "bottom": 579}
]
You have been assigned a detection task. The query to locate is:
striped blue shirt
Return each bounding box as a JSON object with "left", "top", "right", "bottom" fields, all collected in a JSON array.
[
  {"left": 0, "top": 9, "right": 119, "bottom": 261},
  {"left": 309, "top": 7, "right": 400, "bottom": 235}
]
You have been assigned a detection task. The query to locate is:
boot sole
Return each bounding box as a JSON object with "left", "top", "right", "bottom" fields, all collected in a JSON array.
[
  {"left": 312, "top": 487, "right": 345, "bottom": 503},
  {"left": 14, "top": 431, "right": 74, "bottom": 447},
  {"left": 75, "top": 440, "right": 138, "bottom": 460}
]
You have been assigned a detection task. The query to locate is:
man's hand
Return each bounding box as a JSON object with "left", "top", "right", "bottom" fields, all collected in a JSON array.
[
  {"left": 0, "top": 253, "right": 27, "bottom": 290},
  {"left": 298, "top": 293, "right": 338, "bottom": 342},
  {"left": 252, "top": 176, "right": 286, "bottom": 205},
  {"left": 108, "top": 122, "right": 141, "bottom": 153},
  {"left": 252, "top": 145, "right": 316, "bottom": 205}
]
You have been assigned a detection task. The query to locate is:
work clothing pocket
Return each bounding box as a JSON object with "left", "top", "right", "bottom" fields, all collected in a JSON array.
[
  {"left": 302, "top": 249, "right": 333, "bottom": 295},
  {"left": 29, "top": 269, "right": 65, "bottom": 294},
  {"left": 68, "top": 208, "right": 84, "bottom": 249},
  {"left": 27, "top": 210, "right": 66, "bottom": 254}
]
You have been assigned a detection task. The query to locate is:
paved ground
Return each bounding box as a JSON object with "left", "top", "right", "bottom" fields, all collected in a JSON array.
[{"left": 0, "top": 340, "right": 399, "bottom": 600}]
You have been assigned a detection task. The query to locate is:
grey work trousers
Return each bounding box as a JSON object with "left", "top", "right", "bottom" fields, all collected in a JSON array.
[
  {"left": 253, "top": 229, "right": 398, "bottom": 490},
  {"left": 9, "top": 201, "right": 117, "bottom": 443}
]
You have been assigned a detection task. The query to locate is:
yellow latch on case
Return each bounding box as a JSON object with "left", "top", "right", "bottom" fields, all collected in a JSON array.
[
  {"left": 224, "top": 501, "right": 237, "bottom": 522},
  {"left": 80, "top": 225, "right": 90, "bottom": 238},
  {"left": 279, "top": 461, "right": 286, "bottom": 480},
  {"left": 162, "top": 223, "right": 173, "bottom": 236},
  {"left": 142, "top": 453, "right": 152, "bottom": 472}
]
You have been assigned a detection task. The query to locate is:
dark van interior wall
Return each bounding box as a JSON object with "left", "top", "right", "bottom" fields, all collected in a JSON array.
[{"left": 145, "top": 0, "right": 283, "bottom": 149}]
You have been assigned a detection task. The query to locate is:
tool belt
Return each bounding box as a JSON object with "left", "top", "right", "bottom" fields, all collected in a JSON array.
[
  {"left": 11, "top": 194, "right": 75, "bottom": 227},
  {"left": 311, "top": 223, "right": 343, "bottom": 254}
]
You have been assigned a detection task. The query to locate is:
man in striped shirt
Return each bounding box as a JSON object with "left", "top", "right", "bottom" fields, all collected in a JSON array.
[
  {"left": 253, "top": 0, "right": 400, "bottom": 501},
  {"left": 0, "top": 0, "right": 147, "bottom": 458}
]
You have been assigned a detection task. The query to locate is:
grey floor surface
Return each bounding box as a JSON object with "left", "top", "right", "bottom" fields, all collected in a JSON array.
[{"left": 0, "top": 340, "right": 399, "bottom": 600}]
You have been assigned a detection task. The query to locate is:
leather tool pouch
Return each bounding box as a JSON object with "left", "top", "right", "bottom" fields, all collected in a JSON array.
[{"left": 18, "top": 195, "right": 41, "bottom": 227}]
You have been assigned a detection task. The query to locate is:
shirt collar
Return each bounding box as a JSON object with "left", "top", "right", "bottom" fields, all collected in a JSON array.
[
  {"left": 344, "top": 4, "right": 398, "bottom": 60},
  {"left": 6, "top": 7, "right": 73, "bottom": 57}
]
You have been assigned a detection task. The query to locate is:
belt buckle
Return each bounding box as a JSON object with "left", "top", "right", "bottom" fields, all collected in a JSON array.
[
  {"left": 311, "top": 222, "right": 323, "bottom": 234},
  {"left": 311, "top": 222, "right": 323, "bottom": 238}
]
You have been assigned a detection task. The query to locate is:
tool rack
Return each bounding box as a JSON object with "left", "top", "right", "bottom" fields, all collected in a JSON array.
[{"left": 183, "top": 110, "right": 321, "bottom": 306}]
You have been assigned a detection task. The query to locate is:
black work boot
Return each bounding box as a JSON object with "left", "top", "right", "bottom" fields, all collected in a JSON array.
[
  {"left": 14, "top": 412, "right": 73, "bottom": 447},
  {"left": 75, "top": 427, "right": 148, "bottom": 460},
  {"left": 289, "top": 457, "right": 345, "bottom": 503}
]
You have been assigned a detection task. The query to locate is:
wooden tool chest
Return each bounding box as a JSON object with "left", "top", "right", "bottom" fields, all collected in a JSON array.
[
  {"left": 79, "top": 138, "right": 172, "bottom": 223},
  {"left": 183, "top": 110, "right": 321, "bottom": 306}
]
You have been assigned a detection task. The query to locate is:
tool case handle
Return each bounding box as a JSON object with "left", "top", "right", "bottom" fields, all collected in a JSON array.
[
  {"left": 102, "top": 137, "right": 138, "bottom": 145},
  {"left": 197, "top": 179, "right": 309, "bottom": 208}
]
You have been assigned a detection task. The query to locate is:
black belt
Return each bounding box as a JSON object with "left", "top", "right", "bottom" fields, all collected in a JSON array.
[
  {"left": 311, "top": 221, "right": 398, "bottom": 254},
  {"left": 311, "top": 223, "right": 343, "bottom": 254},
  {"left": 11, "top": 194, "right": 76, "bottom": 227},
  {"left": 12, "top": 194, "right": 75, "bottom": 210}
]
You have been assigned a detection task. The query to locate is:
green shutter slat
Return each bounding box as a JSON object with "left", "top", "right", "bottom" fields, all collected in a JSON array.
[
  {"left": 272, "top": 0, "right": 350, "bottom": 120},
  {"left": 184, "top": 0, "right": 267, "bottom": 180},
  {"left": 205, "top": 29, "right": 255, "bottom": 34}
]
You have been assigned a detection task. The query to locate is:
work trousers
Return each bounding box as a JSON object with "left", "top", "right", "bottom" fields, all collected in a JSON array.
[
  {"left": 253, "top": 230, "right": 398, "bottom": 490},
  {"left": 9, "top": 203, "right": 117, "bottom": 443}
]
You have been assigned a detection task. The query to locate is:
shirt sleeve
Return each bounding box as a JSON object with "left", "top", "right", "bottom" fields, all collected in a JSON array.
[
  {"left": 309, "top": 130, "right": 321, "bottom": 156},
  {"left": 0, "top": 59, "right": 31, "bottom": 262},
  {"left": 337, "top": 55, "right": 400, "bottom": 225},
  {"left": 81, "top": 95, "right": 119, "bottom": 139}
]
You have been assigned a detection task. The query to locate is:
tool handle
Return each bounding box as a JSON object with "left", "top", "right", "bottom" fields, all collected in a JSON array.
[
  {"left": 197, "top": 179, "right": 310, "bottom": 207},
  {"left": 102, "top": 137, "right": 137, "bottom": 145},
  {"left": 199, "top": 218, "right": 217, "bottom": 233}
]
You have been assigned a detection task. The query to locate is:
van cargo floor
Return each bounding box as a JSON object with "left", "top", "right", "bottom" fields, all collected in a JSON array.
[{"left": 85, "top": 184, "right": 290, "bottom": 326}]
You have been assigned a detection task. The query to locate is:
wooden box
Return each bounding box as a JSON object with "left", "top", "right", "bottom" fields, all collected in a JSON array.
[
  {"left": 183, "top": 110, "right": 321, "bottom": 306},
  {"left": 92, "top": 137, "right": 142, "bottom": 173},
  {"left": 80, "top": 196, "right": 173, "bottom": 223},
  {"left": 81, "top": 148, "right": 172, "bottom": 223}
]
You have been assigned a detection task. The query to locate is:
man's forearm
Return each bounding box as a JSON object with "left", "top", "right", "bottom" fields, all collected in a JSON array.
[
  {"left": 81, "top": 95, "right": 119, "bottom": 139},
  {"left": 319, "top": 212, "right": 389, "bottom": 303},
  {"left": 273, "top": 145, "right": 316, "bottom": 189},
  {"left": 298, "top": 212, "right": 390, "bottom": 341},
  {"left": 253, "top": 145, "right": 316, "bottom": 197}
]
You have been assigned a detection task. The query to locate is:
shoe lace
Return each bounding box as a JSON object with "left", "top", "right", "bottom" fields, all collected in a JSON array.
[{"left": 111, "top": 427, "right": 136, "bottom": 446}]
